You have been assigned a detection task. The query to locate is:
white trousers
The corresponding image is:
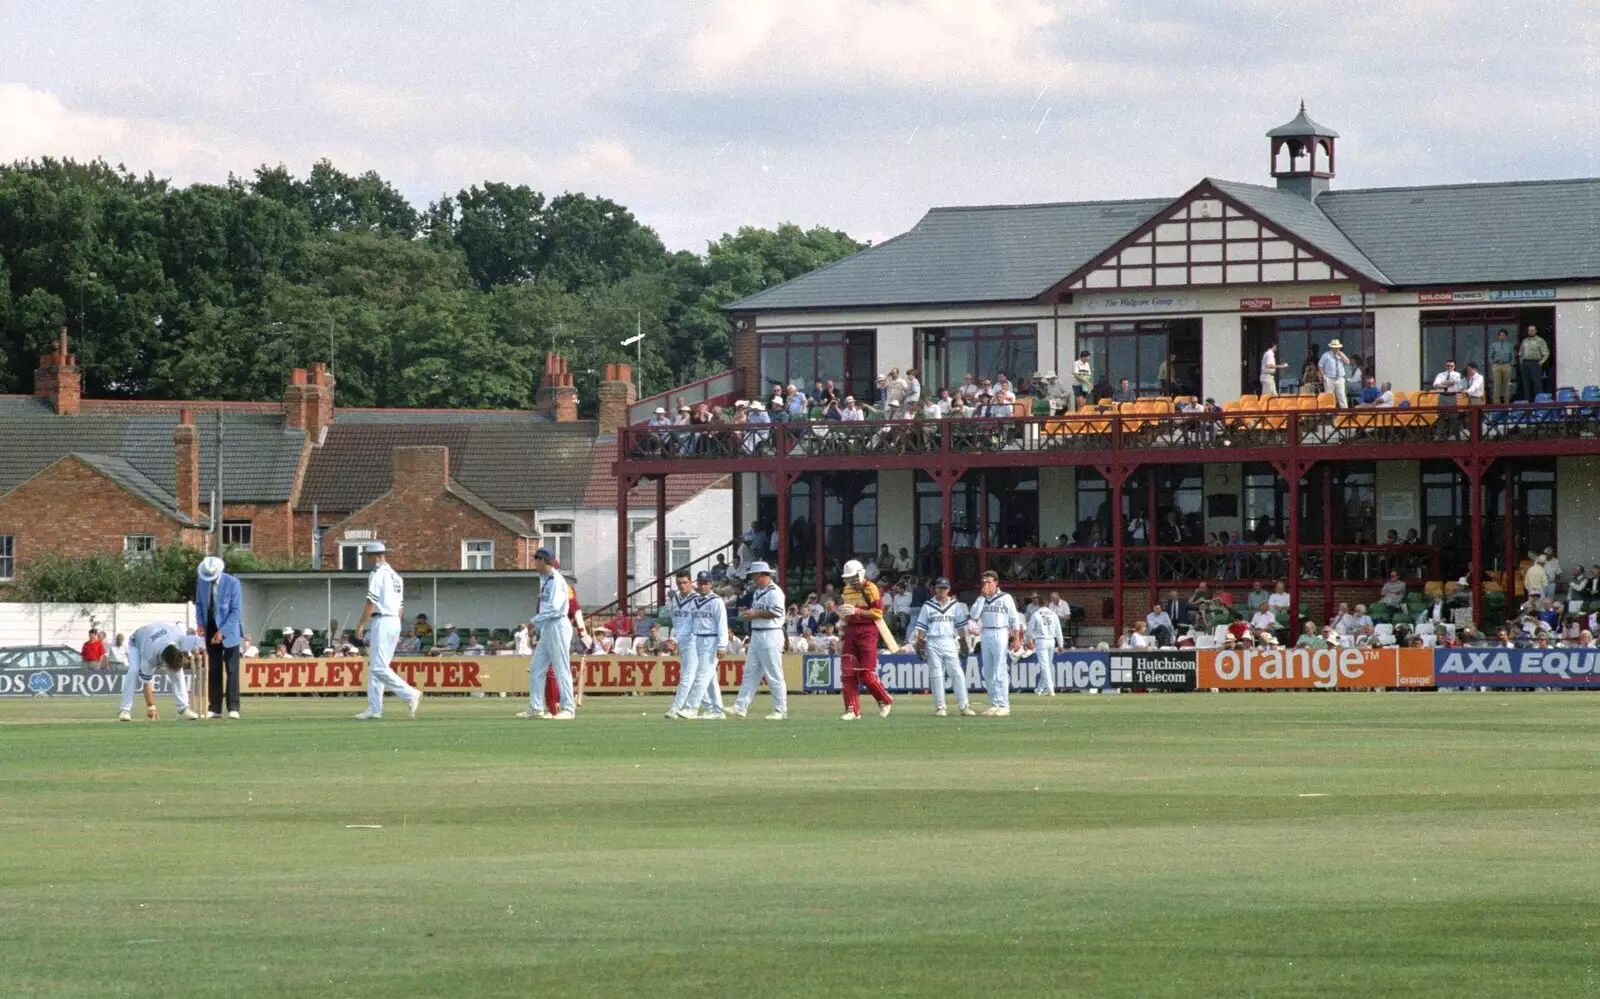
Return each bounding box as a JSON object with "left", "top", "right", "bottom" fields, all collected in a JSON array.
[
  {"left": 1033, "top": 640, "right": 1056, "bottom": 693},
  {"left": 691, "top": 635, "right": 726, "bottom": 714},
  {"left": 667, "top": 639, "right": 701, "bottom": 714},
  {"left": 529, "top": 619, "right": 574, "bottom": 714},
  {"left": 366, "top": 616, "right": 417, "bottom": 715},
  {"left": 980, "top": 631, "right": 1010, "bottom": 708},
  {"left": 119, "top": 650, "right": 190, "bottom": 713},
  {"left": 925, "top": 640, "right": 968, "bottom": 710},
  {"left": 1331, "top": 378, "right": 1349, "bottom": 409},
  {"left": 733, "top": 631, "right": 787, "bottom": 715}
]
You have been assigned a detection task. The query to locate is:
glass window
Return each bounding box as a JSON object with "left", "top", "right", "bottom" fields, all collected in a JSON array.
[
  {"left": 221, "top": 520, "right": 253, "bottom": 551},
  {"left": 1076, "top": 319, "right": 1202, "bottom": 398},
  {"left": 1075, "top": 468, "right": 1110, "bottom": 543},
  {"left": 539, "top": 522, "right": 574, "bottom": 569},
  {"left": 0, "top": 534, "right": 12, "bottom": 580},
  {"left": 1420, "top": 310, "right": 1518, "bottom": 389},
  {"left": 124, "top": 535, "right": 156, "bottom": 565},
  {"left": 1243, "top": 464, "right": 1287, "bottom": 542},
  {"left": 1272, "top": 314, "right": 1375, "bottom": 392},
  {"left": 339, "top": 544, "right": 366, "bottom": 572},
  {"left": 668, "top": 538, "right": 692, "bottom": 572},
  {"left": 624, "top": 517, "right": 651, "bottom": 582},
  {"left": 759, "top": 330, "right": 870, "bottom": 399},
  {"left": 917, "top": 325, "right": 1037, "bottom": 392},
  {"left": 462, "top": 540, "right": 494, "bottom": 571}
]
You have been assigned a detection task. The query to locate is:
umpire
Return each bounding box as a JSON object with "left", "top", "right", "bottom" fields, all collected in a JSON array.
[{"left": 196, "top": 555, "right": 244, "bottom": 719}]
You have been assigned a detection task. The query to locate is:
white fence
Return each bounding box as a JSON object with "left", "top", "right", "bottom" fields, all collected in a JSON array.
[{"left": 0, "top": 602, "right": 196, "bottom": 649}]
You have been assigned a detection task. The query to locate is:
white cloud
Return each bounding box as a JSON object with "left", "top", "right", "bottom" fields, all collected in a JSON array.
[{"left": 683, "top": 0, "right": 1078, "bottom": 91}]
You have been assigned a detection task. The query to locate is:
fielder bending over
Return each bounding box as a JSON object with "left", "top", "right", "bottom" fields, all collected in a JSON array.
[{"left": 117, "top": 622, "right": 204, "bottom": 721}]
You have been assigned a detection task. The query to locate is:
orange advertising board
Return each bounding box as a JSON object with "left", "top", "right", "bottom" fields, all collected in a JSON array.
[
  {"left": 239, "top": 655, "right": 803, "bottom": 695},
  {"left": 1196, "top": 647, "right": 1434, "bottom": 690}
]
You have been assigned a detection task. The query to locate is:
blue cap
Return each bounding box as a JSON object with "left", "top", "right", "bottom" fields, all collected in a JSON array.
[
  {"left": 696, "top": 571, "right": 713, "bottom": 583},
  {"left": 534, "top": 547, "right": 555, "bottom": 562},
  {"left": 934, "top": 577, "right": 951, "bottom": 588}
]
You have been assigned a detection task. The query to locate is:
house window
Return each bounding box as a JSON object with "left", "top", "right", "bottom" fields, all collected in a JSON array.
[
  {"left": 540, "top": 522, "right": 574, "bottom": 570},
  {"left": 668, "top": 538, "right": 692, "bottom": 572},
  {"left": 0, "top": 534, "right": 13, "bottom": 580},
  {"left": 463, "top": 540, "right": 495, "bottom": 571},
  {"left": 625, "top": 517, "right": 651, "bottom": 582},
  {"left": 918, "top": 325, "right": 1038, "bottom": 394},
  {"left": 124, "top": 535, "right": 156, "bottom": 564},
  {"left": 221, "top": 520, "right": 253, "bottom": 551},
  {"left": 1075, "top": 319, "right": 1201, "bottom": 398},
  {"left": 339, "top": 543, "right": 367, "bottom": 572},
  {"left": 759, "top": 330, "right": 876, "bottom": 404}
]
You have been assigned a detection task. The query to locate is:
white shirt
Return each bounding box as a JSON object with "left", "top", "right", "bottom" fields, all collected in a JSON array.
[
  {"left": 1127, "top": 631, "right": 1157, "bottom": 649},
  {"left": 1267, "top": 592, "right": 1291, "bottom": 610},
  {"left": 533, "top": 568, "right": 571, "bottom": 628},
  {"left": 242, "top": 642, "right": 259, "bottom": 657},
  {"left": 912, "top": 597, "right": 968, "bottom": 643},
  {"left": 1432, "top": 369, "right": 1464, "bottom": 392},
  {"left": 1049, "top": 598, "right": 1071, "bottom": 621},
  {"left": 1251, "top": 609, "right": 1278, "bottom": 631},
  {"left": 513, "top": 627, "right": 532, "bottom": 656},
  {"left": 1028, "top": 607, "right": 1064, "bottom": 645},
  {"left": 1145, "top": 609, "right": 1172, "bottom": 634},
  {"left": 691, "top": 593, "right": 730, "bottom": 650},
  {"left": 891, "top": 590, "right": 911, "bottom": 614},
  {"left": 365, "top": 562, "right": 404, "bottom": 616},
  {"left": 841, "top": 406, "right": 864, "bottom": 421},
  {"left": 1260, "top": 347, "right": 1277, "bottom": 379},
  {"left": 971, "top": 591, "right": 1022, "bottom": 635},
  {"left": 1463, "top": 371, "right": 1485, "bottom": 399},
  {"left": 128, "top": 622, "right": 204, "bottom": 678},
  {"left": 106, "top": 640, "right": 129, "bottom": 666}
]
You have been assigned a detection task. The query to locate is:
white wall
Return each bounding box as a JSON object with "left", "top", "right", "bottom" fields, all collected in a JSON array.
[
  {"left": 1039, "top": 467, "right": 1076, "bottom": 541},
  {"left": 613, "top": 482, "right": 735, "bottom": 608},
  {"left": 0, "top": 602, "right": 194, "bottom": 649},
  {"left": 1375, "top": 461, "right": 1420, "bottom": 540},
  {"left": 1556, "top": 298, "right": 1600, "bottom": 389},
  {"left": 1557, "top": 458, "right": 1600, "bottom": 566},
  {"left": 1201, "top": 313, "right": 1242, "bottom": 403},
  {"left": 240, "top": 578, "right": 535, "bottom": 642},
  {"left": 876, "top": 471, "right": 915, "bottom": 557},
  {"left": 1375, "top": 307, "right": 1421, "bottom": 391},
  {"left": 877, "top": 324, "right": 915, "bottom": 376}
]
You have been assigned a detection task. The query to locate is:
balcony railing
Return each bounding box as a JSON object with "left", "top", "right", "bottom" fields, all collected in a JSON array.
[{"left": 620, "top": 401, "right": 1600, "bottom": 465}]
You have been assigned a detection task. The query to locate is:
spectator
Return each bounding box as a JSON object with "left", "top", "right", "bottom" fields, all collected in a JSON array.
[
  {"left": 1300, "top": 344, "right": 1323, "bottom": 396},
  {"left": 1352, "top": 604, "right": 1374, "bottom": 632},
  {"left": 841, "top": 397, "right": 865, "bottom": 421},
  {"left": 1296, "top": 620, "right": 1329, "bottom": 650},
  {"left": 786, "top": 384, "right": 807, "bottom": 419},
  {"left": 1331, "top": 602, "right": 1357, "bottom": 635},
  {"left": 1123, "top": 621, "right": 1157, "bottom": 649},
  {"left": 905, "top": 368, "right": 923, "bottom": 407},
  {"left": 1073, "top": 352, "right": 1094, "bottom": 407},
  {"left": 1246, "top": 581, "right": 1269, "bottom": 613},
  {"left": 1524, "top": 556, "right": 1549, "bottom": 604},
  {"left": 414, "top": 614, "right": 434, "bottom": 642},
  {"left": 1461, "top": 362, "right": 1486, "bottom": 404},
  {"left": 725, "top": 632, "right": 745, "bottom": 655},
  {"left": 1372, "top": 381, "right": 1397, "bottom": 407},
  {"left": 1343, "top": 353, "right": 1364, "bottom": 404},
  {"left": 290, "top": 628, "right": 314, "bottom": 657},
  {"left": 864, "top": 556, "right": 881, "bottom": 582},
  {"left": 398, "top": 631, "right": 421, "bottom": 654},
  {"left": 1267, "top": 581, "right": 1291, "bottom": 612},
  {"left": 81, "top": 628, "right": 106, "bottom": 668},
  {"left": 1489, "top": 327, "right": 1515, "bottom": 404},
  {"left": 513, "top": 623, "right": 533, "bottom": 656},
  {"left": 1049, "top": 593, "right": 1072, "bottom": 626},
  {"left": 1249, "top": 604, "right": 1278, "bottom": 635},
  {"left": 1519, "top": 323, "right": 1550, "bottom": 401},
  {"left": 1358, "top": 375, "right": 1381, "bottom": 405},
  {"left": 1542, "top": 547, "right": 1562, "bottom": 598},
  {"left": 1380, "top": 571, "right": 1407, "bottom": 608},
  {"left": 727, "top": 555, "right": 747, "bottom": 583},
  {"left": 885, "top": 368, "right": 909, "bottom": 410},
  {"left": 106, "top": 632, "right": 129, "bottom": 671},
  {"left": 1319, "top": 340, "right": 1349, "bottom": 407},
  {"left": 1416, "top": 593, "right": 1448, "bottom": 626},
  {"left": 712, "top": 553, "right": 729, "bottom": 582},
  {"left": 1431, "top": 359, "right": 1464, "bottom": 393},
  {"left": 1260, "top": 340, "right": 1286, "bottom": 397},
  {"left": 1163, "top": 589, "right": 1193, "bottom": 630},
  {"left": 643, "top": 623, "right": 668, "bottom": 656},
  {"left": 1146, "top": 603, "right": 1174, "bottom": 646},
  {"left": 1112, "top": 378, "right": 1137, "bottom": 403},
  {"left": 889, "top": 584, "right": 912, "bottom": 636},
  {"left": 241, "top": 634, "right": 259, "bottom": 657},
  {"left": 439, "top": 626, "right": 462, "bottom": 652}
]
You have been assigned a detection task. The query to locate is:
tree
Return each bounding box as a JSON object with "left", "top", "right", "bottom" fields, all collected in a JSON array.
[
  {"left": 538, "top": 192, "right": 667, "bottom": 290},
  {"left": 451, "top": 182, "right": 546, "bottom": 290}
]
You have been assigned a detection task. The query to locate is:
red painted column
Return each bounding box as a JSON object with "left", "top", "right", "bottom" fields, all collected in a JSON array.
[
  {"left": 776, "top": 474, "right": 790, "bottom": 594},
  {"left": 1321, "top": 464, "right": 1335, "bottom": 625},
  {"left": 616, "top": 475, "right": 630, "bottom": 613},
  {"left": 1111, "top": 474, "right": 1125, "bottom": 641},
  {"left": 813, "top": 475, "right": 825, "bottom": 596},
  {"left": 940, "top": 476, "right": 955, "bottom": 584},
  {"left": 1286, "top": 465, "right": 1302, "bottom": 641},
  {"left": 1502, "top": 471, "right": 1515, "bottom": 618},
  {"left": 655, "top": 475, "right": 668, "bottom": 609},
  {"left": 1146, "top": 470, "right": 1159, "bottom": 610},
  {"left": 1468, "top": 462, "right": 1485, "bottom": 630}
]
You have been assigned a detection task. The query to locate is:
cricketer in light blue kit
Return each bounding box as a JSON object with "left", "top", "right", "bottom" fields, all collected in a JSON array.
[
  {"left": 523, "top": 547, "right": 576, "bottom": 719},
  {"left": 116, "top": 621, "right": 204, "bottom": 721},
  {"left": 909, "top": 577, "right": 974, "bottom": 716},
  {"left": 686, "top": 571, "right": 729, "bottom": 718},
  {"left": 664, "top": 571, "right": 701, "bottom": 719},
  {"left": 353, "top": 542, "right": 423, "bottom": 720},
  {"left": 731, "top": 561, "right": 787, "bottom": 720},
  {"left": 1027, "top": 602, "right": 1064, "bottom": 695},
  {"left": 969, "top": 570, "right": 1022, "bottom": 716}
]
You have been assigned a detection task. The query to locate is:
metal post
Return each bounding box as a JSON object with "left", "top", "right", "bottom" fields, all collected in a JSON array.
[
  {"left": 1110, "top": 473, "right": 1125, "bottom": 641},
  {"left": 1146, "top": 470, "right": 1158, "bottom": 610},
  {"left": 655, "top": 475, "right": 668, "bottom": 609},
  {"left": 775, "top": 474, "right": 790, "bottom": 593},
  {"left": 1502, "top": 470, "right": 1515, "bottom": 615},
  {"left": 1286, "top": 464, "right": 1302, "bottom": 640}
]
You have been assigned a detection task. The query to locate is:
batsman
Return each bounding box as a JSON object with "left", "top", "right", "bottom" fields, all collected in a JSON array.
[{"left": 838, "top": 559, "right": 894, "bottom": 720}]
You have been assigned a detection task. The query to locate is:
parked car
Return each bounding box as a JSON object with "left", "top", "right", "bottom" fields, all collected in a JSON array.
[{"left": 0, "top": 646, "right": 86, "bottom": 671}]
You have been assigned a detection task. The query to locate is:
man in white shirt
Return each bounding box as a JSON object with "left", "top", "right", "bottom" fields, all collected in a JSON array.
[
  {"left": 1260, "top": 341, "right": 1286, "bottom": 397},
  {"left": 1250, "top": 606, "right": 1278, "bottom": 635},
  {"left": 353, "top": 542, "right": 423, "bottom": 720},
  {"left": 1461, "top": 362, "right": 1486, "bottom": 403},
  {"left": 520, "top": 547, "right": 576, "bottom": 719},
  {"left": 1319, "top": 340, "right": 1349, "bottom": 407},
  {"left": 910, "top": 578, "right": 973, "bottom": 716},
  {"left": 1432, "top": 360, "right": 1464, "bottom": 393},
  {"left": 864, "top": 557, "right": 881, "bottom": 582},
  {"left": 841, "top": 397, "right": 865, "bottom": 421},
  {"left": 1267, "top": 583, "right": 1292, "bottom": 611},
  {"left": 1145, "top": 603, "right": 1174, "bottom": 646},
  {"left": 116, "top": 622, "right": 204, "bottom": 721},
  {"left": 1048, "top": 594, "right": 1072, "bottom": 628},
  {"left": 969, "top": 571, "right": 1022, "bottom": 716},
  {"left": 1331, "top": 602, "right": 1358, "bottom": 635}
]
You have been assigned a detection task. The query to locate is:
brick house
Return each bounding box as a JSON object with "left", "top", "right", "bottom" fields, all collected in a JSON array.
[{"left": 0, "top": 335, "right": 727, "bottom": 605}]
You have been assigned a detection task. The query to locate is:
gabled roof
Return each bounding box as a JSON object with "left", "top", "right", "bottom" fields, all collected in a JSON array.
[
  {"left": 728, "top": 175, "right": 1600, "bottom": 312},
  {"left": 0, "top": 412, "right": 304, "bottom": 504},
  {"left": 728, "top": 197, "right": 1173, "bottom": 310},
  {"left": 70, "top": 453, "right": 204, "bottom": 526},
  {"left": 444, "top": 480, "right": 534, "bottom": 536},
  {"left": 1318, "top": 178, "right": 1600, "bottom": 285}
]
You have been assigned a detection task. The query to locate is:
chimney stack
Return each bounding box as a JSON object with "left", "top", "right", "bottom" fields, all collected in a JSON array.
[
  {"left": 35, "top": 327, "right": 81, "bottom": 416},
  {"left": 596, "top": 363, "right": 637, "bottom": 434},
  {"left": 284, "top": 364, "right": 336, "bottom": 442},
  {"left": 174, "top": 409, "right": 201, "bottom": 523},
  {"left": 536, "top": 352, "right": 580, "bottom": 423},
  {"left": 392, "top": 445, "right": 451, "bottom": 492}
]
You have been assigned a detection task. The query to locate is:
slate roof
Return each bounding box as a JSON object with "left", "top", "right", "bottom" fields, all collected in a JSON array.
[
  {"left": 729, "top": 176, "right": 1600, "bottom": 311},
  {"left": 0, "top": 412, "right": 304, "bottom": 504},
  {"left": 299, "top": 416, "right": 724, "bottom": 517},
  {"left": 71, "top": 453, "right": 201, "bottom": 525}
]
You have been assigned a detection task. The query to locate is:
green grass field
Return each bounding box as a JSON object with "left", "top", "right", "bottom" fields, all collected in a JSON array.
[{"left": 3, "top": 691, "right": 1598, "bottom": 998}]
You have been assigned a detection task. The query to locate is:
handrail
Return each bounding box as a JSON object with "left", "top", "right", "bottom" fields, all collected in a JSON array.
[
  {"left": 587, "top": 537, "right": 738, "bottom": 621},
  {"left": 628, "top": 369, "right": 745, "bottom": 425}
]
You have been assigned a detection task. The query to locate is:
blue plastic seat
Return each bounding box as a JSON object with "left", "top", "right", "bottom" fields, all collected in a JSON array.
[
  {"left": 1556, "top": 387, "right": 1579, "bottom": 402},
  {"left": 1582, "top": 386, "right": 1600, "bottom": 401}
]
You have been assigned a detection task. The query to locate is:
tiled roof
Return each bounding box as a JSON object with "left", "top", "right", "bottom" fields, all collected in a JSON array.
[
  {"left": 0, "top": 412, "right": 304, "bottom": 504},
  {"left": 729, "top": 175, "right": 1600, "bottom": 310},
  {"left": 445, "top": 480, "right": 534, "bottom": 535}
]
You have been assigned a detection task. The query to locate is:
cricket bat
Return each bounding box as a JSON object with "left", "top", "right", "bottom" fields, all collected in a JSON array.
[{"left": 875, "top": 616, "right": 901, "bottom": 653}]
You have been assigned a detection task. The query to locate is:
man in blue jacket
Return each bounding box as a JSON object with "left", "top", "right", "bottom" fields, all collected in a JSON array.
[{"left": 195, "top": 555, "right": 244, "bottom": 719}]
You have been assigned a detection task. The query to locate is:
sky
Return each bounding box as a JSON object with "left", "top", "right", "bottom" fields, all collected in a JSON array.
[{"left": 1, "top": 0, "right": 1596, "bottom": 252}]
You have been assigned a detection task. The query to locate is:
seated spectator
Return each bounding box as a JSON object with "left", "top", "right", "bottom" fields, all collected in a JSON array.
[
  {"left": 1416, "top": 594, "right": 1448, "bottom": 626},
  {"left": 1249, "top": 605, "right": 1278, "bottom": 634},
  {"left": 439, "top": 626, "right": 462, "bottom": 652},
  {"left": 643, "top": 623, "right": 668, "bottom": 656},
  {"left": 1123, "top": 621, "right": 1157, "bottom": 649},
  {"left": 272, "top": 643, "right": 289, "bottom": 657},
  {"left": 398, "top": 631, "right": 421, "bottom": 653},
  {"left": 841, "top": 396, "right": 865, "bottom": 421},
  {"left": 711, "top": 554, "right": 729, "bottom": 582},
  {"left": 1227, "top": 617, "right": 1251, "bottom": 642},
  {"left": 725, "top": 633, "right": 745, "bottom": 655},
  {"left": 1049, "top": 593, "right": 1072, "bottom": 623},
  {"left": 238, "top": 634, "right": 258, "bottom": 658},
  {"left": 1331, "top": 602, "right": 1357, "bottom": 634},
  {"left": 291, "top": 628, "right": 314, "bottom": 657},
  {"left": 413, "top": 614, "right": 434, "bottom": 641},
  {"left": 864, "top": 556, "right": 881, "bottom": 582},
  {"left": 1432, "top": 360, "right": 1464, "bottom": 393},
  {"left": 1145, "top": 603, "right": 1173, "bottom": 646},
  {"left": 727, "top": 556, "right": 747, "bottom": 583},
  {"left": 1379, "top": 571, "right": 1407, "bottom": 608},
  {"left": 341, "top": 636, "right": 363, "bottom": 656},
  {"left": 1296, "top": 620, "right": 1329, "bottom": 650},
  {"left": 1358, "top": 375, "right": 1381, "bottom": 405},
  {"left": 815, "top": 624, "right": 840, "bottom": 654},
  {"left": 1266, "top": 581, "right": 1291, "bottom": 612},
  {"left": 1112, "top": 378, "right": 1137, "bottom": 403}
]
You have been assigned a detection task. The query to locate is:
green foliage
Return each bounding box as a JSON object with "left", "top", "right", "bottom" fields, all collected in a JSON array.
[
  {"left": 0, "top": 157, "right": 866, "bottom": 405},
  {"left": 12, "top": 544, "right": 205, "bottom": 603}
]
